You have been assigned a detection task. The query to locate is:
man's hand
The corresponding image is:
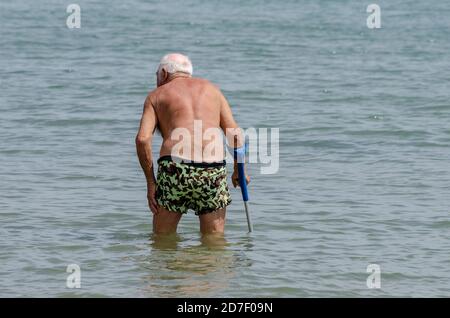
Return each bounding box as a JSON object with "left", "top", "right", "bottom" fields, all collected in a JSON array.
[
  {"left": 231, "top": 170, "right": 250, "bottom": 188},
  {"left": 147, "top": 184, "right": 158, "bottom": 214}
]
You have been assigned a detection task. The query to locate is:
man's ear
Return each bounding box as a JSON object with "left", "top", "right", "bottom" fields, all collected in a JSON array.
[{"left": 161, "top": 69, "right": 168, "bottom": 82}]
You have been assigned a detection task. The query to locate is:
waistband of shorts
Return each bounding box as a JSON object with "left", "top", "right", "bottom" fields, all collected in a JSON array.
[{"left": 157, "top": 156, "right": 226, "bottom": 168}]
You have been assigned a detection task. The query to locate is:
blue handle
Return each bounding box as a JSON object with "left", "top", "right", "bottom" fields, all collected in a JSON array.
[
  {"left": 234, "top": 147, "right": 249, "bottom": 202},
  {"left": 237, "top": 162, "right": 249, "bottom": 201}
]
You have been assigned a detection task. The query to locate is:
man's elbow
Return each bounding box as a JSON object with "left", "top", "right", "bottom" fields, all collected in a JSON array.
[{"left": 135, "top": 134, "right": 150, "bottom": 146}]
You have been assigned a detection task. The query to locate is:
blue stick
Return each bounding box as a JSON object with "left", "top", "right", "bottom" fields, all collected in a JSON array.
[{"left": 235, "top": 147, "right": 253, "bottom": 232}]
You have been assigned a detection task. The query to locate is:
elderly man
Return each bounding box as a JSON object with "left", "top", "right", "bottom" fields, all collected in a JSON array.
[{"left": 136, "top": 53, "right": 249, "bottom": 235}]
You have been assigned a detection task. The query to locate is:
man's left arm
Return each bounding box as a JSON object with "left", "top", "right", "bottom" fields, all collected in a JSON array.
[{"left": 136, "top": 94, "right": 158, "bottom": 214}]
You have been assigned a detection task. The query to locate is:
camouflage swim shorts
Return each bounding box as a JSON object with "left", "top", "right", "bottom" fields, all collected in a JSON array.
[{"left": 155, "top": 156, "right": 232, "bottom": 215}]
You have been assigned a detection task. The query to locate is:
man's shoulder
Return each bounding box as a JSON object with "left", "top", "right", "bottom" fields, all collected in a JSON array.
[
  {"left": 191, "top": 77, "right": 222, "bottom": 93},
  {"left": 197, "top": 77, "right": 218, "bottom": 86},
  {"left": 147, "top": 84, "right": 164, "bottom": 96},
  {"left": 144, "top": 88, "right": 160, "bottom": 108}
]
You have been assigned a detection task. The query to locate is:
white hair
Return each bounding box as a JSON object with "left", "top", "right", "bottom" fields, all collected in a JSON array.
[{"left": 158, "top": 53, "right": 193, "bottom": 76}]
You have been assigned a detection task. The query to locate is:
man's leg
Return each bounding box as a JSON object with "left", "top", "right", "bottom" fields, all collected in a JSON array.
[
  {"left": 199, "top": 208, "right": 226, "bottom": 235},
  {"left": 153, "top": 206, "right": 183, "bottom": 235}
]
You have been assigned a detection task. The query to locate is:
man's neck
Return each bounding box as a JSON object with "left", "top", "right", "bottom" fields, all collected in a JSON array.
[{"left": 167, "top": 73, "right": 190, "bottom": 82}]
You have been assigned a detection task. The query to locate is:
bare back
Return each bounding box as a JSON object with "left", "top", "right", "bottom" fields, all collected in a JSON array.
[{"left": 150, "top": 77, "right": 225, "bottom": 162}]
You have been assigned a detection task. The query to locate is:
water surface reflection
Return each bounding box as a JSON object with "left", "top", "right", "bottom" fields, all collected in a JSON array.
[{"left": 139, "top": 233, "right": 241, "bottom": 297}]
